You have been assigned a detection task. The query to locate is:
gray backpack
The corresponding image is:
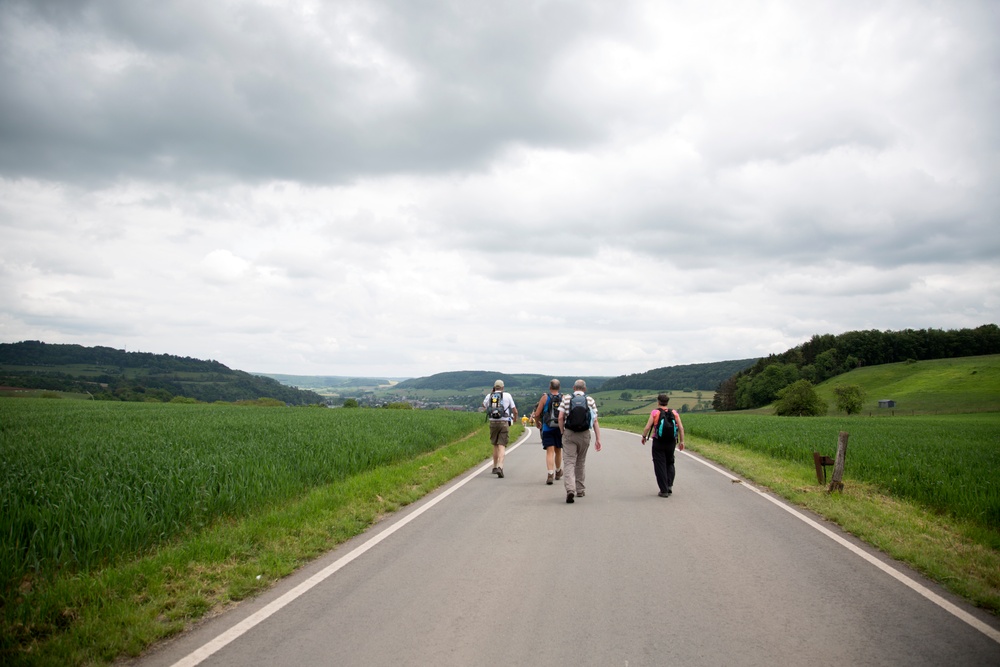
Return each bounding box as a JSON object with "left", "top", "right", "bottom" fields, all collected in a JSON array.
[
  {"left": 487, "top": 392, "right": 507, "bottom": 420},
  {"left": 542, "top": 393, "right": 562, "bottom": 429},
  {"left": 564, "top": 394, "right": 591, "bottom": 432}
]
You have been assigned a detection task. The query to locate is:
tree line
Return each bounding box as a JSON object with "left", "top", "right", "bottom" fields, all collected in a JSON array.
[
  {"left": 600, "top": 358, "right": 758, "bottom": 392},
  {"left": 712, "top": 324, "right": 1000, "bottom": 411}
]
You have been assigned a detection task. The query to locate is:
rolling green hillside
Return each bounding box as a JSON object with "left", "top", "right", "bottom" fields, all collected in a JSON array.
[
  {"left": 818, "top": 354, "right": 1000, "bottom": 414},
  {"left": 715, "top": 324, "right": 1000, "bottom": 411}
]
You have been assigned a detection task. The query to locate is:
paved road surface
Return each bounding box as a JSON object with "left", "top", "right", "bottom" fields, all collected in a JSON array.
[{"left": 136, "top": 427, "right": 1000, "bottom": 666}]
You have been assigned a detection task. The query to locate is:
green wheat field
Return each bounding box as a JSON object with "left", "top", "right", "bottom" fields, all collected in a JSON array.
[
  {"left": 0, "top": 400, "right": 483, "bottom": 597},
  {"left": 603, "top": 412, "right": 1000, "bottom": 531}
]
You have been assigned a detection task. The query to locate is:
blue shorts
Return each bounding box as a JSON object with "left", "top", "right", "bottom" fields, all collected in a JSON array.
[{"left": 541, "top": 428, "right": 563, "bottom": 449}]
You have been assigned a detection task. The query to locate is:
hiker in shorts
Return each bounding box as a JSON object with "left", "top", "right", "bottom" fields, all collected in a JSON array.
[
  {"left": 532, "top": 379, "right": 564, "bottom": 485},
  {"left": 640, "top": 394, "right": 686, "bottom": 497},
  {"left": 483, "top": 380, "right": 517, "bottom": 478},
  {"left": 558, "top": 379, "right": 601, "bottom": 503}
]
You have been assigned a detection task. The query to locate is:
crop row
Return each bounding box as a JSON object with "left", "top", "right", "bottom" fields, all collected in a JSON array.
[
  {"left": 0, "top": 400, "right": 484, "bottom": 597},
  {"left": 604, "top": 412, "right": 1000, "bottom": 530}
]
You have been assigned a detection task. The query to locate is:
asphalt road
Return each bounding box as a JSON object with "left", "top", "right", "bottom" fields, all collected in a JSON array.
[{"left": 135, "top": 427, "right": 1000, "bottom": 667}]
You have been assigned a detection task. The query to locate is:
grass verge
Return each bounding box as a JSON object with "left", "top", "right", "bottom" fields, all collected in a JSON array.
[
  {"left": 4, "top": 423, "right": 515, "bottom": 666},
  {"left": 609, "top": 423, "right": 1000, "bottom": 615}
]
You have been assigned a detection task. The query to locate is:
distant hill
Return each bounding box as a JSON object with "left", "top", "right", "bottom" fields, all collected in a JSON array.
[
  {"left": 395, "top": 371, "right": 610, "bottom": 392},
  {"left": 0, "top": 341, "right": 325, "bottom": 405},
  {"left": 600, "top": 358, "right": 759, "bottom": 392}
]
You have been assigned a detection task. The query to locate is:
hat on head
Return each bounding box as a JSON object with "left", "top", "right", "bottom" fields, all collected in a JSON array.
[{"left": 494, "top": 379, "right": 505, "bottom": 390}]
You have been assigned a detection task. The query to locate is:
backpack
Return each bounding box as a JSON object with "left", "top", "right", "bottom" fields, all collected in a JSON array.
[
  {"left": 542, "top": 393, "right": 561, "bottom": 429},
  {"left": 654, "top": 408, "right": 678, "bottom": 444},
  {"left": 487, "top": 392, "right": 507, "bottom": 420},
  {"left": 564, "top": 393, "right": 591, "bottom": 432}
]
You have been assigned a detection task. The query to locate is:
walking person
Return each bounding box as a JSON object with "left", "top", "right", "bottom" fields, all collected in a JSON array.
[
  {"left": 532, "top": 379, "right": 564, "bottom": 485},
  {"left": 558, "top": 379, "right": 601, "bottom": 503},
  {"left": 483, "top": 380, "right": 517, "bottom": 478},
  {"left": 640, "top": 394, "right": 686, "bottom": 497}
]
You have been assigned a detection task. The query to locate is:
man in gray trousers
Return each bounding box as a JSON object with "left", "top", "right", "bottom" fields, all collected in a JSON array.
[{"left": 558, "top": 379, "right": 602, "bottom": 504}]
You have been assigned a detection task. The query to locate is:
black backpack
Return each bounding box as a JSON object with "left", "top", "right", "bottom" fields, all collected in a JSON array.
[
  {"left": 654, "top": 408, "right": 678, "bottom": 444},
  {"left": 564, "top": 393, "right": 591, "bottom": 432},
  {"left": 542, "top": 393, "right": 562, "bottom": 429},
  {"left": 487, "top": 392, "right": 507, "bottom": 420}
]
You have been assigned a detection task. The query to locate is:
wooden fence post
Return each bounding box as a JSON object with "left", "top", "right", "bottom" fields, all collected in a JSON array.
[{"left": 828, "top": 431, "right": 849, "bottom": 493}]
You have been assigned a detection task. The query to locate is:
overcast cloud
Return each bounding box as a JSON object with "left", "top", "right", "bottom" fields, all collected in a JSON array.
[{"left": 1, "top": 0, "right": 997, "bottom": 378}]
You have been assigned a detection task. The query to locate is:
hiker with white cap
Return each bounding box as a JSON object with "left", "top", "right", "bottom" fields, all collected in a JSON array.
[{"left": 482, "top": 379, "right": 517, "bottom": 478}]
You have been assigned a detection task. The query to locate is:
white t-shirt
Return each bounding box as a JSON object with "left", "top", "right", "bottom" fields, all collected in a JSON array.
[{"left": 483, "top": 391, "right": 516, "bottom": 422}]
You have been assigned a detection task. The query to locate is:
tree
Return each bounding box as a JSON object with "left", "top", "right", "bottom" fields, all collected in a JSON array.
[
  {"left": 833, "top": 384, "right": 865, "bottom": 415},
  {"left": 743, "top": 363, "right": 799, "bottom": 408},
  {"left": 773, "top": 380, "right": 827, "bottom": 416},
  {"left": 620, "top": 391, "right": 633, "bottom": 401},
  {"left": 342, "top": 398, "right": 359, "bottom": 408}
]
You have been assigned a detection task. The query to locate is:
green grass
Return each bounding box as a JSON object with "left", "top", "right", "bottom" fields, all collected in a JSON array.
[
  {"left": 2, "top": 417, "right": 508, "bottom": 666},
  {"left": 1, "top": 399, "right": 509, "bottom": 665},
  {"left": 604, "top": 412, "right": 1000, "bottom": 529},
  {"left": 818, "top": 354, "right": 1000, "bottom": 415},
  {"left": 0, "top": 401, "right": 484, "bottom": 598},
  {"left": 591, "top": 390, "right": 715, "bottom": 415}
]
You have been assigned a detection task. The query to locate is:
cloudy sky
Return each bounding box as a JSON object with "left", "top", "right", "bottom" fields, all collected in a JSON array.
[{"left": 1, "top": 0, "right": 997, "bottom": 378}]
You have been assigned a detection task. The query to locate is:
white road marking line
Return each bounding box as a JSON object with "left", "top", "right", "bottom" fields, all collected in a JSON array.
[
  {"left": 678, "top": 445, "right": 1000, "bottom": 645},
  {"left": 170, "top": 428, "right": 533, "bottom": 667}
]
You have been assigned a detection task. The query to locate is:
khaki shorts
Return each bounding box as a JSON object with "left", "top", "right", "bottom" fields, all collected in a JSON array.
[{"left": 489, "top": 421, "right": 510, "bottom": 446}]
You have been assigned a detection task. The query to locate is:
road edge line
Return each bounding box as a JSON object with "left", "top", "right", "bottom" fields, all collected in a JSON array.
[
  {"left": 676, "top": 444, "right": 1000, "bottom": 645},
  {"left": 170, "top": 427, "right": 534, "bottom": 667}
]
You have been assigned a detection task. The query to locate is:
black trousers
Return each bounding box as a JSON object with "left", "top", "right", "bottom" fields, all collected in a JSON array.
[{"left": 651, "top": 439, "right": 676, "bottom": 493}]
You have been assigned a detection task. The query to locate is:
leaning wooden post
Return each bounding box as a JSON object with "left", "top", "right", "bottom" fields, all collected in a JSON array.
[{"left": 828, "top": 432, "right": 849, "bottom": 493}]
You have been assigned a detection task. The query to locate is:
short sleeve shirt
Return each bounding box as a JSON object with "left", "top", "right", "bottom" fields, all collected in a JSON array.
[
  {"left": 483, "top": 391, "right": 516, "bottom": 422},
  {"left": 559, "top": 391, "right": 598, "bottom": 422}
]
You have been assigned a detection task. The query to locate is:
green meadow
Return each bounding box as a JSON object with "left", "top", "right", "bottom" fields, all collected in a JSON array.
[
  {"left": 0, "top": 401, "right": 483, "bottom": 592},
  {"left": 1, "top": 400, "right": 496, "bottom": 665},
  {"left": 817, "top": 354, "right": 1000, "bottom": 414},
  {"left": 590, "top": 389, "right": 715, "bottom": 416},
  {"left": 605, "top": 412, "right": 1000, "bottom": 530}
]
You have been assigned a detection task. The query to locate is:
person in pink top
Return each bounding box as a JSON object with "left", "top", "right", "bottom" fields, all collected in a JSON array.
[{"left": 640, "top": 394, "right": 685, "bottom": 497}]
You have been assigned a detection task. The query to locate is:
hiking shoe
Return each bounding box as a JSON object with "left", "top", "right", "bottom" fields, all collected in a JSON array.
[
  {"left": 658, "top": 491, "right": 670, "bottom": 498},
  {"left": 492, "top": 467, "right": 499, "bottom": 475},
  {"left": 576, "top": 490, "right": 585, "bottom": 498},
  {"left": 566, "top": 492, "right": 575, "bottom": 504},
  {"left": 546, "top": 473, "right": 554, "bottom": 485},
  {"left": 497, "top": 468, "right": 504, "bottom": 478},
  {"left": 555, "top": 469, "right": 563, "bottom": 480}
]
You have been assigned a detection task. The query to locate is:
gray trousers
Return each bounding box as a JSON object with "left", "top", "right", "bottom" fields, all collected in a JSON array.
[{"left": 561, "top": 428, "right": 591, "bottom": 495}]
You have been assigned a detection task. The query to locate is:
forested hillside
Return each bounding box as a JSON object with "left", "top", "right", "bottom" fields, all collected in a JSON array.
[
  {"left": 0, "top": 341, "right": 325, "bottom": 405},
  {"left": 714, "top": 324, "right": 1000, "bottom": 411},
  {"left": 601, "top": 358, "right": 758, "bottom": 392}
]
